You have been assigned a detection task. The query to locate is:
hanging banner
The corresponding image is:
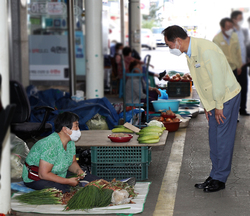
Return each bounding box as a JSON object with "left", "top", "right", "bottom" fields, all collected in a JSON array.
[
  {"left": 29, "top": 33, "right": 85, "bottom": 81},
  {"left": 29, "top": 35, "right": 69, "bottom": 80},
  {"left": 28, "top": 2, "right": 81, "bottom": 16}
]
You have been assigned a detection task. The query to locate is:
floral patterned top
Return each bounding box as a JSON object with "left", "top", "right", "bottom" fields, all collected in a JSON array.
[{"left": 22, "top": 132, "right": 76, "bottom": 183}]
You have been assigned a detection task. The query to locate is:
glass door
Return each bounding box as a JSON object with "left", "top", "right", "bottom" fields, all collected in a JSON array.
[{"left": 27, "top": 0, "right": 85, "bottom": 88}]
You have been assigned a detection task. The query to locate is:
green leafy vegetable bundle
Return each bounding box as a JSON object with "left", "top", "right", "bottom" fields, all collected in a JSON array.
[
  {"left": 65, "top": 185, "right": 113, "bottom": 211},
  {"left": 14, "top": 188, "right": 63, "bottom": 205}
]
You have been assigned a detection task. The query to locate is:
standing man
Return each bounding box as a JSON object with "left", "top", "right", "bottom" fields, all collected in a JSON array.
[
  {"left": 247, "top": 17, "right": 250, "bottom": 63},
  {"left": 231, "top": 11, "right": 250, "bottom": 115},
  {"left": 162, "top": 25, "right": 241, "bottom": 192},
  {"left": 213, "top": 18, "right": 242, "bottom": 79}
]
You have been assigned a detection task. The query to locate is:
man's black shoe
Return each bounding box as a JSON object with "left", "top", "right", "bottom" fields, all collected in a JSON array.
[
  {"left": 239, "top": 110, "right": 250, "bottom": 116},
  {"left": 194, "top": 176, "right": 212, "bottom": 189},
  {"left": 158, "top": 70, "right": 166, "bottom": 80},
  {"left": 203, "top": 180, "right": 225, "bottom": 192}
]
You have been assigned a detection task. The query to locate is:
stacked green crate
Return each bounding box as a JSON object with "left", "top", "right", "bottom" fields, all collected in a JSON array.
[{"left": 91, "top": 146, "right": 150, "bottom": 181}]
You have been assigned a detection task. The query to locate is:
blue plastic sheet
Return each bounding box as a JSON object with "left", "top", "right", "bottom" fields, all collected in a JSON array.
[
  {"left": 119, "top": 108, "right": 144, "bottom": 123},
  {"left": 26, "top": 85, "right": 119, "bottom": 132}
]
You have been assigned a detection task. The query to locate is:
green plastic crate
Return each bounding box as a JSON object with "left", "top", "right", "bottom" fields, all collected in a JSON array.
[
  {"left": 91, "top": 162, "right": 148, "bottom": 181},
  {"left": 167, "top": 82, "right": 190, "bottom": 97},
  {"left": 148, "top": 147, "right": 152, "bottom": 165},
  {"left": 91, "top": 146, "right": 149, "bottom": 164}
]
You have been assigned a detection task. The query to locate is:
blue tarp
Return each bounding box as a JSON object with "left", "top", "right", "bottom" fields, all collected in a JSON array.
[{"left": 26, "top": 86, "right": 119, "bottom": 133}]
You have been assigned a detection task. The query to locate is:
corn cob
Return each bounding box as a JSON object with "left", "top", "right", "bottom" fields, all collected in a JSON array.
[
  {"left": 111, "top": 128, "right": 133, "bottom": 133},
  {"left": 138, "top": 135, "right": 159, "bottom": 141},
  {"left": 138, "top": 138, "right": 160, "bottom": 144}
]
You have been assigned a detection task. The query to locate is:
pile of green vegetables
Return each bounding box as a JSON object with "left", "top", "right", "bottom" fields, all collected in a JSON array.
[
  {"left": 136, "top": 126, "right": 166, "bottom": 144},
  {"left": 112, "top": 125, "right": 133, "bottom": 133},
  {"left": 14, "top": 179, "right": 137, "bottom": 211},
  {"left": 14, "top": 188, "right": 63, "bottom": 205},
  {"left": 65, "top": 185, "right": 113, "bottom": 211}
]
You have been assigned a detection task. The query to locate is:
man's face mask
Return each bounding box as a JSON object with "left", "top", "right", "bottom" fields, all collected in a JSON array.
[
  {"left": 225, "top": 28, "right": 233, "bottom": 37},
  {"left": 237, "top": 20, "right": 243, "bottom": 26},
  {"left": 169, "top": 40, "right": 182, "bottom": 56}
]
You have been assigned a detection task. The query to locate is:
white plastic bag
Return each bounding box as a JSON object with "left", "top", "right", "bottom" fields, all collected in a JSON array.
[
  {"left": 86, "top": 113, "right": 109, "bottom": 130},
  {"left": 111, "top": 189, "right": 132, "bottom": 205},
  {"left": 71, "top": 90, "right": 85, "bottom": 102},
  {"left": 10, "top": 154, "right": 23, "bottom": 178},
  {"left": 10, "top": 134, "right": 30, "bottom": 178},
  {"left": 147, "top": 120, "right": 164, "bottom": 128}
]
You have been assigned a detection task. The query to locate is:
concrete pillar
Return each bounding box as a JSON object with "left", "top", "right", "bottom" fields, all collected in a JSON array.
[
  {"left": 85, "top": 0, "right": 104, "bottom": 99},
  {"left": 0, "top": 0, "right": 11, "bottom": 214},
  {"left": 9, "top": 0, "right": 29, "bottom": 88},
  {"left": 20, "top": 1, "right": 29, "bottom": 88},
  {"left": 130, "top": 0, "right": 141, "bottom": 55},
  {"left": 68, "top": 0, "right": 76, "bottom": 96},
  {"left": 120, "top": 0, "right": 125, "bottom": 45}
]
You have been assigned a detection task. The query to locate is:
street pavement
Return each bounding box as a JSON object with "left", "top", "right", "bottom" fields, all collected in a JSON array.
[{"left": 174, "top": 112, "right": 250, "bottom": 216}]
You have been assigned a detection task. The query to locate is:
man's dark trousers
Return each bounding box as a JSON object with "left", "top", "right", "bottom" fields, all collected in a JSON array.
[
  {"left": 208, "top": 93, "right": 240, "bottom": 183},
  {"left": 237, "top": 65, "right": 248, "bottom": 112}
]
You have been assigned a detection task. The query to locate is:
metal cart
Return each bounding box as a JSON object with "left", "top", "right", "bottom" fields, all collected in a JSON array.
[{"left": 122, "top": 55, "right": 151, "bottom": 128}]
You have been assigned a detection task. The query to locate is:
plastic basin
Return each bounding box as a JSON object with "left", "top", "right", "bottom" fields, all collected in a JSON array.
[
  {"left": 151, "top": 99, "right": 180, "bottom": 112},
  {"left": 163, "top": 121, "right": 181, "bottom": 132},
  {"left": 161, "top": 113, "right": 176, "bottom": 119},
  {"left": 107, "top": 134, "right": 133, "bottom": 142}
]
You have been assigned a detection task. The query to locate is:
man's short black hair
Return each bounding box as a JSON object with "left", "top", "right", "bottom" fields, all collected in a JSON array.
[
  {"left": 122, "top": 46, "right": 132, "bottom": 56},
  {"left": 231, "top": 10, "right": 242, "bottom": 20},
  {"left": 115, "top": 43, "right": 123, "bottom": 51},
  {"left": 161, "top": 25, "right": 188, "bottom": 43},
  {"left": 220, "top": 18, "right": 233, "bottom": 28},
  {"left": 54, "top": 111, "right": 79, "bottom": 133}
]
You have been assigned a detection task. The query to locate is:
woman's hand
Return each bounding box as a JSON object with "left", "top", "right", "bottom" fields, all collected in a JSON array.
[
  {"left": 68, "top": 156, "right": 86, "bottom": 180},
  {"left": 67, "top": 177, "right": 80, "bottom": 187},
  {"left": 76, "top": 168, "right": 86, "bottom": 179}
]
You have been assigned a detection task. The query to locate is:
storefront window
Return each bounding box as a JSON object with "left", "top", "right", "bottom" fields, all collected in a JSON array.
[{"left": 27, "top": 0, "right": 85, "bottom": 83}]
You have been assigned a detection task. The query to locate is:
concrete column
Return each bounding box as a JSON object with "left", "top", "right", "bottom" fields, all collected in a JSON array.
[
  {"left": 9, "top": 0, "right": 29, "bottom": 88},
  {"left": 20, "top": 1, "right": 29, "bottom": 88},
  {"left": 85, "top": 0, "right": 104, "bottom": 99},
  {"left": 120, "top": 0, "right": 125, "bottom": 45},
  {"left": 68, "top": 0, "right": 76, "bottom": 96},
  {"left": 130, "top": 0, "right": 141, "bottom": 56},
  {"left": 0, "top": 0, "right": 11, "bottom": 214}
]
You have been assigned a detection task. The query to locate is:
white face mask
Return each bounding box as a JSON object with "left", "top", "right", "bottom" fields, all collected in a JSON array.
[
  {"left": 225, "top": 28, "right": 233, "bottom": 37},
  {"left": 67, "top": 128, "right": 81, "bottom": 141},
  {"left": 169, "top": 41, "right": 182, "bottom": 56},
  {"left": 238, "top": 20, "right": 243, "bottom": 26}
]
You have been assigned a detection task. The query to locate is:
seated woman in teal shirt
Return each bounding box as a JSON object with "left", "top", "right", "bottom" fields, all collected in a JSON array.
[{"left": 23, "top": 111, "right": 99, "bottom": 193}]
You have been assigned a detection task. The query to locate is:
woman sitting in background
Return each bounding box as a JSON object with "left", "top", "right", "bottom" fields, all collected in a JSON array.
[{"left": 125, "top": 61, "right": 161, "bottom": 106}]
